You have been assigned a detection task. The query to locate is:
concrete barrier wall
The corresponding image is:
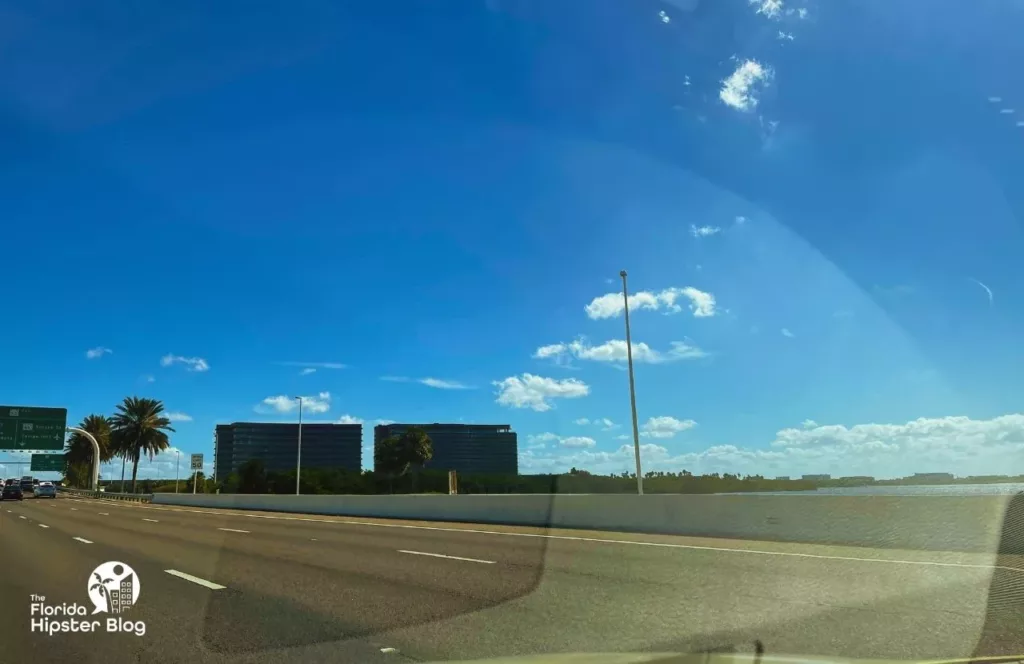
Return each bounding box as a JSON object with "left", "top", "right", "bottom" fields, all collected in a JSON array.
[{"left": 151, "top": 493, "right": 1017, "bottom": 553}]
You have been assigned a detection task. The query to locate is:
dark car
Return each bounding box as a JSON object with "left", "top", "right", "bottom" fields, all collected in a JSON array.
[{"left": 1, "top": 484, "right": 24, "bottom": 501}]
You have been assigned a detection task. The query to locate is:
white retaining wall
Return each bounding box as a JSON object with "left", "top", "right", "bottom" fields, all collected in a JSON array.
[{"left": 151, "top": 492, "right": 1019, "bottom": 553}]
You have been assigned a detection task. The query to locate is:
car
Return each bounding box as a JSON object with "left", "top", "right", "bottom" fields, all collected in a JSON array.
[
  {"left": 34, "top": 482, "right": 56, "bottom": 499},
  {"left": 19, "top": 476, "right": 34, "bottom": 494},
  {"left": 1, "top": 484, "right": 24, "bottom": 501}
]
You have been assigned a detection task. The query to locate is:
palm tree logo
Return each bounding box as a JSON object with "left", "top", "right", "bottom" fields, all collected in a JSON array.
[{"left": 89, "top": 571, "right": 115, "bottom": 613}]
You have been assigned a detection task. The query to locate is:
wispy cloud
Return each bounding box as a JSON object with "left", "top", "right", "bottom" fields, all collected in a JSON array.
[
  {"left": 337, "top": 414, "right": 364, "bottom": 424},
  {"left": 165, "top": 412, "right": 193, "bottom": 423},
  {"left": 585, "top": 286, "right": 716, "bottom": 319},
  {"left": 255, "top": 392, "right": 331, "bottom": 415},
  {"left": 576, "top": 417, "right": 620, "bottom": 431},
  {"left": 493, "top": 374, "right": 590, "bottom": 412},
  {"left": 528, "top": 432, "right": 596, "bottom": 449},
  {"left": 781, "top": 328, "right": 795, "bottom": 338},
  {"left": 749, "top": 0, "right": 784, "bottom": 18},
  {"left": 690, "top": 224, "right": 721, "bottom": 238},
  {"left": 141, "top": 375, "right": 156, "bottom": 383},
  {"left": 161, "top": 354, "right": 210, "bottom": 372},
  {"left": 534, "top": 338, "right": 707, "bottom": 365},
  {"left": 85, "top": 347, "right": 112, "bottom": 360},
  {"left": 299, "top": 367, "right": 317, "bottom": 375},
  {"left": 720, "top": 59, "right": 773, "bottom": 112},
  {"left": 277, "top": 361, "right": 346, "bottom": 370},
  {"left": 641, "top": 416, "right": 697, "bottom": 439},
  {"left": 381, "top": 376, "right": 474, "bottom": 389},
  {"left": 969, "top": 278, "right": 994, "bottom": 305}
]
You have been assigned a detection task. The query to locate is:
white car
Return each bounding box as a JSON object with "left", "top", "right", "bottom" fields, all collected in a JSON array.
[{"left": 34, "top": 482, "right": 56, "bottom": 499}]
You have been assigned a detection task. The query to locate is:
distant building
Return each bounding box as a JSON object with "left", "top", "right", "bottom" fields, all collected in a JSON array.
[
  {"left": 840, "top": 476, "right": 875, "bottom": 482},
  {"left": 912, "top": 472, "right": 954, "bottom": 482},
  {"left": 374, "top": 423, "right": 518, "bottom": 475},
  {"left": 214, "top": 422, "right": 361, "bottom": 478},
  {"left": 801, "top": 474, "right": 831, "bottom": 481},
  {"left": 775, "top": 476, "right": 791, "bottom": 481}
]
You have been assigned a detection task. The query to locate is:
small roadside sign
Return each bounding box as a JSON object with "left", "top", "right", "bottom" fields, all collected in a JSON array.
[{"left": 190, "top": 453, "right": 203, "bottom": 470}]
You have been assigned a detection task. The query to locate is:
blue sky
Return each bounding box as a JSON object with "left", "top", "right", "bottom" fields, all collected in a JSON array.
[{"left": 2, "top": 0, "right": 1023, "bottom": 481}]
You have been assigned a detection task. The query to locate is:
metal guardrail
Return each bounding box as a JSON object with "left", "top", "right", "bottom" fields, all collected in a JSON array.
[{"left": 58, "top": 486, "right": 153, "bottom": 503}]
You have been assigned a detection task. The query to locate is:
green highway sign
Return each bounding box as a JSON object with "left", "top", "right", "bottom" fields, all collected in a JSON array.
[
  {"left": 31, "top": 454, "right": 65, "bottom": 472},
  {"left": 0, "top": 406, "right": 67, "bottom": 452}
]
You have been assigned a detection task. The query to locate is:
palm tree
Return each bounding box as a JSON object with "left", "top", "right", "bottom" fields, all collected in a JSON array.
[
  {"left": 64, "top": 414, "right": 114, "bottom": 488},
  {"left": 89, "top": 571, "right": 114, "bottom": 612},
  {"left": 110, "top": 397, "right": 174, "bottom": 493}
]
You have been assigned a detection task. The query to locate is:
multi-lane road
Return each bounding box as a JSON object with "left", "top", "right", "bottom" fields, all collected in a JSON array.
[{"left": 1, "top": 494, "right": 1022, "bottom": 663}]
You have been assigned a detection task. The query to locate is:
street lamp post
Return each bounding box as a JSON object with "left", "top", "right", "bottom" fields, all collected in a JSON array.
[
  {"left": 620, "top": 270, "right": 644, "bottom": 495},
  {"left": 294, "top": 396, "right": 304, "bottom": 495},
  {"left": 175, "top": 450, "right": 180, "bottom": 493},
  {"left": 67, "top": 427, "right": 102, "bottom": 492}
]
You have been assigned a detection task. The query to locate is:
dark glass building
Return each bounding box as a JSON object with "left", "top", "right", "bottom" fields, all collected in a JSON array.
[
  {"left": 214, "top": 422, "right": 361, "bottom": 478},
  {"left": 373, "top": 423, "right": 518, "bottom": 475}
]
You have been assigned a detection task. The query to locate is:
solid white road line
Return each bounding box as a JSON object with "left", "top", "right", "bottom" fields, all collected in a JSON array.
[
  {"left": 39, "top": 524, "right": 49, "bottom": 529},
  {"left": 72, "top": 537, "right": 93, "bottom": 544},
  {"left": 142, "top": 518, "right": 159, "bottom": 522},
  {"left": 217, "top": 528, "right": 249, "bottom": 533},
  {"left": 164, "top": 570, "right": 226, "bottom": 590},
  {"left": 398, "top": 549, "right": 496, "bottom": 564}
]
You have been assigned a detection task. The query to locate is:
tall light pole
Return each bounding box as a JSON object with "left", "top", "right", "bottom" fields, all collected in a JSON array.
[
  {"left": 175, "top": 450, "right": 180, "bottom": 493},
  {"left": 66, "top": 427, "right": 101, "bottom": 492},
  {"left": 294, "top": 396, "right": 304, "bottom": 495},
  {"left": 620, "top": 270, "right": 644, "bottom": 495}
]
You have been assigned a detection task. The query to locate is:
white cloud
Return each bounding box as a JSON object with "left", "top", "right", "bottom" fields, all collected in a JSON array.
[
  {"left": 781, "top": 328, "right": 795, "bottom": 338},
  {"left": 690, "top": 224, "right": 721, "bottom": 238},
  {"left": 585, "top": 286, "right": 716, "bottom": 319},
  {"left": 777, "top": 31, "right": 794, "bottom": 41},
  {"left": 278, "top": 361, "right": 346, "bottom": 370},
  {"left": 375, "top": 419, "right": 396, "bottom": 426},
  {"left": 576, "top": 417, "right": 619, "bottom": 430},
  {"left": 528, "top": 433, "right": 595, "bottom": 449},
  {"left": 493, "top": 374, "right": 589, "bottom": 412},
  {"left": 801, "top": 419, "right": 818, "bottom": 429},
  {"left": 300, "top": 367, "right": 316, "bottom": 375},
  {"left": 641, "top": 416, "right": 697, "bottom": 439},
  {"left": 750, "top": 0, "right": 784, "bottom": 18},
  {"left": 720, "top": 60, "right": 773, "bottom": 112},
  {"left": 337, "top": 414, "right": 364, "bottom": 424},
  {"left": 1017, "top": 121, "right": 1024, "bottom": 128},
  {"left": 165, "top": 412, "right": 193, "bottom": 423},
  {"left": 419, "top": 377, "right": 473, "bottom": 390},
  {"left": 85, "top": 347, "right": 112, "bottom": 359},
  {"left": 256, "top": 392, "right": 331, "bottom": 415},
  {"left": 796, "top": 7, "right": 808, "bottom": 18},
  {"left": 658, "top": 10, "right": 671, "bottom": 23},
  {"left": 535, "top": 338, "right": 707, "bottom": 365},
  {"left": 141, "top": 375, "right": 155, "bottom": 383},
  {"left": 161, "top": 354, "right": 210, "bottom": 372},
  {"left": 969, "top": 278, "right": 994, "bottom": 305},
  {"left": 1000, "top": 109, "right": 1015, "bottom": 114},
  {"left": 989, "top": 96, "right": 1003, "bottom": 103},
  {"left": 382, "top": 376, "right": 473, "bottom": 389}
]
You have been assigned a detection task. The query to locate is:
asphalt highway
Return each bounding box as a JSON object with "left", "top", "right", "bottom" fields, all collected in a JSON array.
[{"left": 1, "top": 494, "right": 1022, "bottom": 663}]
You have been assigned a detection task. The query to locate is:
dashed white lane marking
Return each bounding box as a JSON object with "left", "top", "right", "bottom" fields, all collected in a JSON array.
[
  {"left": 39, "top": 524, "right": 49, "bottom": 529},
  {"left": 380, "top": 647, "right": 399, "bottom": 654},
  {"left": 142, "top": 518, "right": 159, "bottom": 522},
  {"left": 99, "top": 512, "right": 109, "bottom": 516},
  {"left": 217, "top": 528, "right": 249, "bottom": 533},
  {"left": 5, "top": 510, "right": 12, "bottom": 513},
  {"left": 70, "top": 508, "right": 78, "bottom": 511},
  {"left": 63, "top": 497, "right": 1023, "bottom": 574},
  {"left": 72, "top": 537, "right": 93, "bottom": 544},
  {"left": 18, "top": 515, "right": 26, "bottom": 520},
  {"left": 164, "top": 570, "right": 226, "bottom": 590},
  {"left": 398, "top": 550, "right": 495, "bottom": 564},
  {"left": 310, "top": 538, "right": 318, "bottom": 541}
]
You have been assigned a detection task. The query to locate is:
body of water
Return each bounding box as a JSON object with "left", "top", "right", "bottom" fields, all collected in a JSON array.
[{"left": 731, "top": 483, "right": 1024, "bottom": 496}]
